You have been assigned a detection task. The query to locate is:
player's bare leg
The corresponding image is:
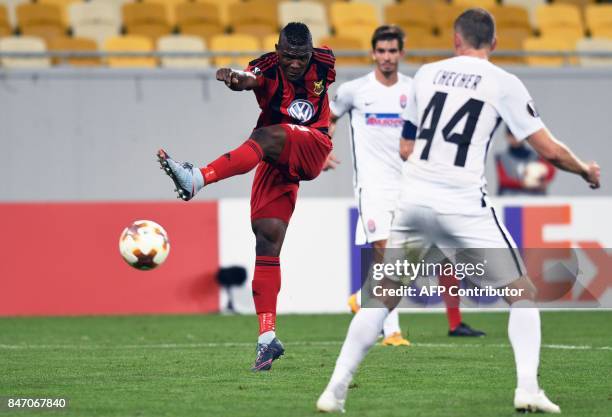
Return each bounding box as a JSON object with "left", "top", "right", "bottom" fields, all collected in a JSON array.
[
  {"left": 504, "top": 276, "right": 560, "bottom": 413},
  {"left": 250, "top": 217, "right": 287, "bottom": 371},
  {"left": 157, "top": 125, "right": 287, "bottom": 200}
]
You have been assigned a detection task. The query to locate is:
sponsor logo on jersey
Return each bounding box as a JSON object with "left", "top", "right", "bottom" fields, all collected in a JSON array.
[
  {"left": 367, "top": 219, "right": 376, "bottom": 233},
  {"left": 288, "top": 99, "right": 315, "bottom": 123},
  {"left": 250, "top": 66, "right": 261, "bottom": 76},
  {"left": 313, "top": 79, "right": 324, "bottom": 96},
  {"left": 400, "top": 94, "right": 407, "bottom": 109},
  {"left": 526, "top": 100, "right": 539, "bottom": 118},
  {"left": 365, "top": 113, "right": 403, "bottom": 127}
]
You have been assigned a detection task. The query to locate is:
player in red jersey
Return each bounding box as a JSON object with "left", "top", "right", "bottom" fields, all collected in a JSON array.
[{"left": 157, "top": 22, "right": 335, "bottom": 371}]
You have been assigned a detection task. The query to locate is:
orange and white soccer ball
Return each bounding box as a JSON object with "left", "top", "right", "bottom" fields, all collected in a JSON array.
[{"left": 119, "top": 220, "right": 170, "bottom": 270}]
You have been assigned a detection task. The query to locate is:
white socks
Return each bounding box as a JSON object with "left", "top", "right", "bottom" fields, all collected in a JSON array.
[
  {"left": 508, "top": 300, "right": 541, "bottom": 394},
  {"left": 258, "top": 330, "right": 276, "bottom": 345},
  {"left": 383, "top": 308, "right": 401, "bottom": 337},
  {"left": 325, "top": 307, "right": 389, "bottom": 398}
]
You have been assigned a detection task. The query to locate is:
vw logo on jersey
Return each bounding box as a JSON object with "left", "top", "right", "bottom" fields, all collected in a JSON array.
[{"left": 288, "top": 99, "right": 315, "bottom": 123}]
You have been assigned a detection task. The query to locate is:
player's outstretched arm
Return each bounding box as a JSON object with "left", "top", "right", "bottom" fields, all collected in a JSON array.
[
  {"left": 527, "top": 128, "right": 600, "bottom": 189},
  {"left": 215, "top": 68, "right": 259, "bottom": 91}
]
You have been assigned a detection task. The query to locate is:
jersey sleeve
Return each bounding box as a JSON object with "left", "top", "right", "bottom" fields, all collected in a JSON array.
[
  {"left": 246, "top": 52, "right": 277, "bottom": 90},
  {"left": 400, "top": 80, "right": 418, "bottom": 126},
  {"left": 330, "top": 81, "right": 353, "bottom": 118},
  {"left": 497, "top": 74, "right": 545, "bottom": 141}
]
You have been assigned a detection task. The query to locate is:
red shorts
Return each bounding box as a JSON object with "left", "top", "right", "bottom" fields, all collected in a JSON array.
[{"left": 251, "top": 124, "right": 332, "bottom": 223}]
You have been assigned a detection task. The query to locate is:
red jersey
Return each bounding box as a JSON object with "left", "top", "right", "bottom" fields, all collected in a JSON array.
[{"left": 246, "top": 48, "right": 336, "bottom": 134}]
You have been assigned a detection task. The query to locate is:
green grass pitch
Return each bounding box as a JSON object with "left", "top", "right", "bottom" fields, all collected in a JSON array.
[{"left": 1, "top": 311, "right": 610, "bottom": 417}]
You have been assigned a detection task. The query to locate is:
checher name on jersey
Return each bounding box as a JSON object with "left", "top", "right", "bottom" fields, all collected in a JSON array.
[{"left": 433, "top": 70, "right": 482, "bottom": 90}]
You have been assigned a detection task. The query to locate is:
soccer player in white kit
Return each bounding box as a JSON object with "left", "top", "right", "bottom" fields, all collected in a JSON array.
[
  {"left": 317, "top": 9, "right": 600, "bottom": 414},
  {"left": 326, "top": 25, "right": 484, "bottom": 344}
]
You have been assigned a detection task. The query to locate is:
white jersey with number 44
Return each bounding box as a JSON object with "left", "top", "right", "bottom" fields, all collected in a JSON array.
[{"left": 400, "top": 56, "right": 545, "bottom": 214}]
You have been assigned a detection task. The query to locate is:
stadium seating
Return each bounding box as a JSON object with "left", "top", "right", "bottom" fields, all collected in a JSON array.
[
  {"left": 195, "top": 0, "right": 240, "bottom": 27},
  {"left": 585, "top": 4, "right": 612, "bottom": 39},
  {"left": 504, "top": 0, "right": 546, "bottom": 28},
  {"left": 2, "top": 0, "right": 28, "bottom": 27},
  {"left": 329, "top": 2, "right": 379, "bottom": 41},
  {"left": 209, "top": 33, "right": 259, "bottom": 68},
  {"left": 384, "top": 3, "right": 435, "bottom": 39},
  {"left": 262, "top": 33, "right": 279, "bottom": 52},
  {"left": 453, "top": 0, "right": 497, "bottom": 8},
  {"left": 279, "top": 1, "right": 329, "bottom": 45},
  {"left": 228, "top": 0, "right": 278, "bottom": 37},
  {"left": 69, "top": 2, "right": 121, "bottom": 48},
  {"left": 157, "top": 34, "right": 210, "bottom": 68},
  {"left": 142, "top": 0, "right": 185, "bottom": 25},
  {"left": 0, "top": 35, "right": 51, "bottom": 67},
  {"left": 38, "top": 0, "right": 80, "bottom": 26},
  {"left": 16, "top": 3, "right": 66, "bottom": 42},
  {"left": 491, "top": 31, "right": 525, "bottom": 66},
  {"left": 47, "top": 36, "right": 100, "bottom": 66},
  {"left": 0, "top": 4, "right": 12, "bottom": 37},
  {"left": 490, "top": 5, "right": 532, "bottom": 40},
  {"left": 318, "top": 35, "right": 368, "bottom": 65},
  {"left": 535, "top": 4, "right": 585, "bottom": 43},
  {"left": 122, "top": 2, "right": 172, "bottom": 42},
  {"left": 176, "top": 1, "right": 224, "bottom": 44},
  {"left": 523, "top": 36, "right": 576, "bottom": 67},
  {"left": 432, "top": 3, "right": 465, "bottom": 37},
  {"left": 104, "top": 35, "right": 157, "bottom": 68},
  {"left": 576, "top": 37, "right": 612, "bottom": 66},
  {"left": 354, "top": 0, "right": 395, "bottom": 24},
  {"left": 407, "top": 34, "right": 453, "bottom": 64}
]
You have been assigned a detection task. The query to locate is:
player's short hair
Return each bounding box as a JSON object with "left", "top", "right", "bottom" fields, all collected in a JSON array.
[
  {"left": 280, "top": 22, "right": 312, "bottom": 47},
  {"left": 454, "top": 8, "right": 496, "bottom": 49},
  {"left": 371, "top": 25, "right": 405, "bottom": 51}
]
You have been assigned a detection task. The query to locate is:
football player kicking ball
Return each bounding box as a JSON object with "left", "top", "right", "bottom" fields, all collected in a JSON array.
[
  {"left": 326, "top": 25, "right": 485, "bottom": 345},
  {"left": 157, "top": 22, "right": 335, "bottom": 371},
  {"left": 317, "top": 9, "right": 600, "bottom": 413}
]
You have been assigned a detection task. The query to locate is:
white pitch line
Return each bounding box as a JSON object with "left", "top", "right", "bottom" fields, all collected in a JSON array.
[{"left": 0, "top": 341, "right": 610, "bottom": 351}]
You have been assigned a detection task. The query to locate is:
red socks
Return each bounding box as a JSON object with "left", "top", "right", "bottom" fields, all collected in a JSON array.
[
  {"left": 252, "top": 256, "right": 281, "bottom": 335},
  {"left": 439, "top": 273, "right": 462, "bottom": 331},
  {"left": 201, "top": 139, "right": 263, "bottom": 184}
]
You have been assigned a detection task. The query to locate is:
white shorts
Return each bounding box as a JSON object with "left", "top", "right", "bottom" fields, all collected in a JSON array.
[
  {"left": 387, "top": 204, "right": 525, "bottom": 287},
  {"left": 355, "top": 188, "right": 399, "bottom": 245}
]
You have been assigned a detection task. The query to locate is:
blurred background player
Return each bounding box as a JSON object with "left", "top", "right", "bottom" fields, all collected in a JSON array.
[
  {"left": 496, "top": 126, "right": 556, "bottom": 195},
  {"left": 317, "top": 8, "right": 599, "bottom": 413},
  {"left": 325, "top": 25, "right": 484, "bottom": 343},
  {"left": 157, "top": 22, "right": 335, "bottom": 371}
]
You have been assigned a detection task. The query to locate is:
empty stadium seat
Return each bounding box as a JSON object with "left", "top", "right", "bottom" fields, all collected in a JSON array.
[
  {"left": 318, "top": 35, "right": 368, "bottom": 65},
  {"left": 262, "top": 33, "right": 279, "bottom": 53},
  {"left": 47, "top": 36, "right": 100, "bottom": 66},
  {"left": 279, "top": 1, "right": 329, "bottom": 44},
  {"left": 69, "top": 2, "right": 121, "bottom": 48},
  {"left": 157, "top": 34, "right": 209, "bottom": 68},
  {"left": 176, "top": 2, "right": 224, "bottom": 43},
  {"left": 104, "top": 35, "right": 157, "bottom": 68},
  {"left": 491, "top": 31, "right": 525, "bottom": 66},
  {"left": 142, "top": 0, "right": 184, "bottom": 25},
  {"left": 38, "top": 0, "right": 81, "bottom": 26},
  {"left": 407, "top": 34, "right": 453, "bottom": 64},
  {"left": 209, "top": 33, "right": 259, "bottom": 68},
  {"left": 2, "top": 0, "right": 30, "bottom": 28},
  {"left": 330, "top": 2, "right": 379, "bottom": 41},
  {"left": 228, "top": 0, "right": 278, "bottom": 37},
  {"left": 585, "top": 5, "right": 612, "bottom": 39},
  {"left": 432, "top": 3, "right": 465, "bottom": 37},
  {"left": 194, "top": 0, "right": 240, "bottom": 27},
  {"left": 354, "top": 0, "right": 396, "bottom": 23},
  {"left": 17, "top": 3, "right": 66, "bottom": 42},
  {"left": 523, "top": 36, "right": 576, "bottom": 67},
  {"left": 122, "top": 2, "right": 172, "bottom": 42},
  {"left": 576, "top": 38, "right": 612, "bottom": 67},
  {"left": 490, "top": 5, "right": 532, "bottom": 40},
  {"left": 503, "top": 0, "right": 546, "bottom": 28},
  {"left": 384, "top": 3, "right": 435, "bottom": 39},
  {"left": 0, "top": 4, "right": 12, "bottom": 37},
  {"left": 0, "top": 35, "right": 51, "bottom": 68},
  {"left": 453, "top": 0, "right": 497, "bottom": 8},
  {"left": 536, "top": 4, "right": 585, "bottom": 43}
]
